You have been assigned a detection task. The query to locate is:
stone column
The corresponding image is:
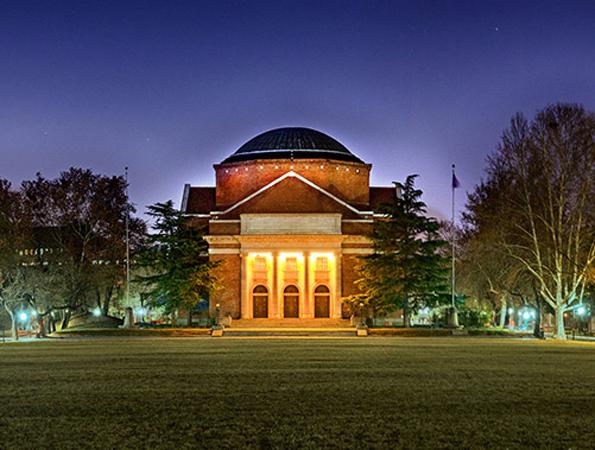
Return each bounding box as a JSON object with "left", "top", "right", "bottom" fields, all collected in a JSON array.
[
  {"left": 240, "top": 252, "right": 249, "bottom": 319},
  {"left": 303, "top": 251, "right": 310, "bottom": 318},
  {"left": 271, "top": 251, "right": 279, "bottom": 318},
  {"left": 333, "top": 252, "right": 342, "bottom": 318}
]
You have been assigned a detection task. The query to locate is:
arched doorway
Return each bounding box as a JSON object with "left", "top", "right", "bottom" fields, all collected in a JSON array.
[
  {"left": 252, "top": 285, "right": 268, "bottom": 318},
  {"left": 314, "top": 285, "right": 330, "bottom": 318},
  {"left": 283, "top": 285, "right": 299, "bottom": 318}
]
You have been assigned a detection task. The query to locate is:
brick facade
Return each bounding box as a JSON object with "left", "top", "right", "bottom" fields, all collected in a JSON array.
[
  {"left": 214, "top": 159, "right": 371, "bottom": 208},
  {"left": 209, "top": 253, "right": 241, "bottom": 318}
]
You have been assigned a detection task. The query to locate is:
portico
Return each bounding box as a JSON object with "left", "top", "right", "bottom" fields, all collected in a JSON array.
[{"left": 240, "top": 242, "right": 341, "bottom": 319}]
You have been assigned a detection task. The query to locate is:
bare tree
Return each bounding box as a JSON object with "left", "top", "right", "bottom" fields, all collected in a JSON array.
[
  {"left": 21, "top": 168, "right": 145, "bottom": 328},
  {"left": 466, "top": 104, "right": 595, "bottom": 339},
  {"left": 0, "top": 180, "right": 31, "bottom": 339}
]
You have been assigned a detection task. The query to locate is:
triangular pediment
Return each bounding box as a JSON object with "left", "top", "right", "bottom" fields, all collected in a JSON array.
[{"left": 213, "top": 171, "right": 370, "bottom": 219}]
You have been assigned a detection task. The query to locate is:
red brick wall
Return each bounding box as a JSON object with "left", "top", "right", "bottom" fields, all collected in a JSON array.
[
  {"left": 214, "top": 159, "right": 371, "bottom": 208},
  {"left": 220, "top": 176, "right": 360, "bottom": 219},
  {"left": 209, "top": 221, "right": 240, "bottom": 235},
  {"left": 209, "top": 254, "right": 241, "bottom": 319},
  {"left": 185, "top": 217, "right": 209, "bottom": 229},
  {"left": 342, "top": 222, "right": 373, "bottom": 235},
  {"left": 342, "top": 254, "right": 364, "bottom": 298}
]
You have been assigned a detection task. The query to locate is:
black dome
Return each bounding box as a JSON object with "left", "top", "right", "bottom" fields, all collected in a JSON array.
[{"left": 221, "top": 127, "right": 364, "bottom": 164}]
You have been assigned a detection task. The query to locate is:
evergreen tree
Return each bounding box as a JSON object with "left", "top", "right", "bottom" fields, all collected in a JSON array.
[
  {"left": 136, "top": 201, "right": 218, "bottom": 326},
  {"left": 355, "top": 175, "right": 449, "bottom": 326}
]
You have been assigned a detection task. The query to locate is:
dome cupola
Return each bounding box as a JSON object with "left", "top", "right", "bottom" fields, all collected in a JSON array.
[{"left": 221, "top": 127, "right": 364, "bottom": 164}]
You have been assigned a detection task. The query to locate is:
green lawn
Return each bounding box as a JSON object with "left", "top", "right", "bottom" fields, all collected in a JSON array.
[{"left": 1, "top": 338, "right": 594, "bottom": 449}]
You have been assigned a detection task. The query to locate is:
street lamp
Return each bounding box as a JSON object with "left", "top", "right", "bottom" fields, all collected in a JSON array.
[{"left": 136, "top": 307, "right": 146, "bottom": 323}]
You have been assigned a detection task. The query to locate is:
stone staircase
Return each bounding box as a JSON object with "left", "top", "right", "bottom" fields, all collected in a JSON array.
[
  {"left": 230, "top": 318, "right": 352, "bottom": 328},
  {"left": 220, "top": 318, "right": 356, "bottom": 337}
]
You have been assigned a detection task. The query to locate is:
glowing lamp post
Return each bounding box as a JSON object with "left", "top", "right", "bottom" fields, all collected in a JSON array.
[
  {"left": 573, "top": 305, "right": 589, "bottom": 338},
  {"left": 356, "top": 302, "right": 368, "bottom": 337},
  {"left": 136, "top": 307, "right": 146, "bottom": 323},
  {"left": 211, "top": 303, "right": 224, "bottom": 337},
  {"left": 359, "top": 302, "right": 365, "bottom": 326}
]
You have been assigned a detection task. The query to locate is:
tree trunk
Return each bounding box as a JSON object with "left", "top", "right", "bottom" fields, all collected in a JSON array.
[
  {"left": 11, "top": 315, "right": 18, "bottom": 340},
  {"left": 45, "top": 315, "right": 53, "bottom": 335},
  {"left": 498, "top": 297, "right": 507, "bottom": 328},
  {"left": 533, "top": 307, "right": 542, "bottom": 338},
  {"left": 186, "top": 309, "right": 192, "bottom": 327},
  {"left": 37, "top": 317, "right": 46, "bottom": 338},
  {"left": 554, "top": 308, "right": 566, "bottom": 340},
  {"left": 3, "top": 307, "right": 18, "bottom": 341},
  {"left": 171, "top": 309, "right": 177, "bottom": 328},
  {"left": 61, "top": 310, "right": 71, "bottom": 330},
  {"left": 95, "top": 288, "right": 101, "bottom": 310},
  {"left": 533, "top": 295, "right": 542, "bottom": 338},
  {"left": 402, "top": 299, "right": 411, "bottom": 328},
  {"left": 102, "top": 286, "right": 113, "bottom": 316}
]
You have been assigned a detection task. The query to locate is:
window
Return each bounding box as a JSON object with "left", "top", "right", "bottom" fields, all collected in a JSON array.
[
  {"left": 254, "top": 256, "right": 267, "bottom": 272},
  {"left": 316, "top": 257, "right": 329, "bottom": 272},
  {"left": 285, "top": 257, "right": 297, "bottom": 272}
]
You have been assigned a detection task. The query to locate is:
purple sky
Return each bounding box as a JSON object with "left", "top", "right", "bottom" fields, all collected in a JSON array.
[{"left": 1, "top": 0, "right": 594, "bottom": 222}]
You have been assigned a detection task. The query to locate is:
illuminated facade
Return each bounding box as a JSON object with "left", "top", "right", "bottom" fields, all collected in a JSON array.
[{"left": 181, "top": 127, "right": 395, "bottom": 320}]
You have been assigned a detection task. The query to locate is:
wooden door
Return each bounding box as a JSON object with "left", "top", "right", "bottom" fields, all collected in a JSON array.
[
  {"left": 283, "top": 285, "right": 299, "bottom": 318},
  {"left": 252, "top": 285, "right": 268, "bottom": 318},
  {"left": 314, "top": 285, "right": 330, "bottom": 318}
]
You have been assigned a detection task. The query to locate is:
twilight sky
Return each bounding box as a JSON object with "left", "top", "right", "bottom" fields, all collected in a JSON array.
[{"left": 1, "top": 0, "right": 594, "bottom": 222}]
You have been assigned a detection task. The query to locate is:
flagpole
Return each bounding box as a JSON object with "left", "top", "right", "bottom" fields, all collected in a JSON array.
[
  {"left": 451, "top": 164, "right": 455, "bottom": 309},
  {"left": 125, "top": 166, "right": 130, "bottom": 308},
  {"left": 450, "top": 164, "right": 459, "bottom": 327}
]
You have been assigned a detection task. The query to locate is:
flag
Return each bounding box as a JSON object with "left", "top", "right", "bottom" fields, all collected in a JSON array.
[{"left": 452, "top": 173, "right": 460, "bottom": 189}]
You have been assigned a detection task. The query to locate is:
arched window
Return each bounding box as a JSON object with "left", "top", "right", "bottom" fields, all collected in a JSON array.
[
  {"left": 314, "top": 285, "right": 330, "bottom": 318},
  {"left": 252, "top": 285, "right": 268, "bottom": 318},
  {"left": 283, "top": 285, "right": 299, "bottom": 318}
]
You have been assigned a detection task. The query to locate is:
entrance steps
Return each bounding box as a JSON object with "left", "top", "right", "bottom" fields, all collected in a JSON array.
[
  {"left": 222, "top": 318, "right": 356, "bottom": 337},
  {"left": 229, "top": 318, "right": 352, "bottom": 328}
]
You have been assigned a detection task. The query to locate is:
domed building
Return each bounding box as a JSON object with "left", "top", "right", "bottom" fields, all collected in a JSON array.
[{"left": 181, "top": 127, "right": 395, "bottom": 321}]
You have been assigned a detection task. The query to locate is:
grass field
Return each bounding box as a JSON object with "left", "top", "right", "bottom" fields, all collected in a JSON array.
[{"left": 1, "top": 338, "right": 594, "bottom": 449}]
